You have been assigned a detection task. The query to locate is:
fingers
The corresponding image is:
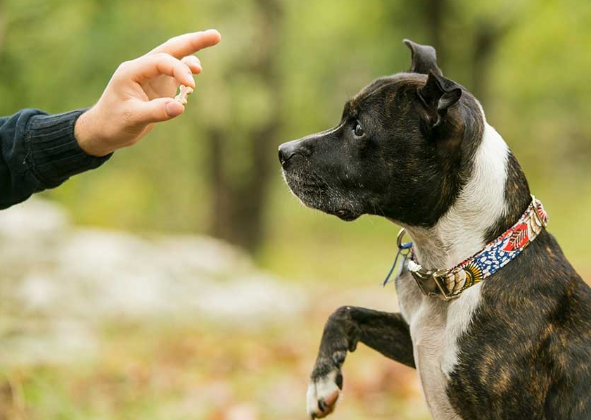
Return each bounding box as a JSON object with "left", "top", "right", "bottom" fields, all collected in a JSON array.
[
  {"left": 119, "top": 53, "right": 196, "bottom": 88},
  {"left": 181, "top": 55, "right": 202, "bottom": 74},
  {"left": 133, "top": 98, "right": 185, "bottom": 125},
  {"left": 148, "top": 29, "right": 221, "bottom": 59}
]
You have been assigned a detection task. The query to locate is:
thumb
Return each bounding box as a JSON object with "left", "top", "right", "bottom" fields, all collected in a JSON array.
[{"left": 134, "top": 98, "right": 185, "bottom": 124}]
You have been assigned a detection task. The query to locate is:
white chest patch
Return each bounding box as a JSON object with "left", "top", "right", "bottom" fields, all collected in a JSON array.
[
  {"left": 396, "top": 272, "right": 484, "bottom": 420},
  {"left": 440, "top": 283, "right": 483, "bottom": 377},
  {"left": 394, "top": 120, "right": 510, "bottom": 420}
]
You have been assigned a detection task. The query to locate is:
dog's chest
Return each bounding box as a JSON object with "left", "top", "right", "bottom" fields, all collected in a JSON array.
[{"left": 396, "top": 271, "right": 483, "bottom": 420}]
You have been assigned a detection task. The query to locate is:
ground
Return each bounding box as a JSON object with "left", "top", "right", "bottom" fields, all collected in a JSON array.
[{"left": 0, "top": 199, "right": 429, "bottom": 420}]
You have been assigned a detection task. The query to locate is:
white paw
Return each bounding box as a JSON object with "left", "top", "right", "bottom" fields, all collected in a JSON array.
[{"left": 306, "top": 370, "right": 342, "bottom": 419}]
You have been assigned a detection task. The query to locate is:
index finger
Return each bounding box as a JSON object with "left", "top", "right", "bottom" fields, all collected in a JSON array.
[{"left": 148, "top": 30, "right": 221, "bottom": 59}]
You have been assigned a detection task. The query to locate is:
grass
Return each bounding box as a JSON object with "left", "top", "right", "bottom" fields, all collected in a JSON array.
[{"left": 0, "top": 314, "right": 429, "bottom": 420}]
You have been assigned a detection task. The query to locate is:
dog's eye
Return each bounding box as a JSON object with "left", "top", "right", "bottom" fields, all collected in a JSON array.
[{"left": 353, "top": 122, "right": 365, "bottom": 137}]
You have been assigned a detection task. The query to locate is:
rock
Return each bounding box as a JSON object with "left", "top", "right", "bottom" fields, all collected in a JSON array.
[{"left": 0, "top": 199, "right": 307, "bottom": 365}]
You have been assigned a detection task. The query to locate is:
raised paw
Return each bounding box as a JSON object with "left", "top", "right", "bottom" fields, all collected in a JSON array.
[{"left": 306, "top": 369, "right": 343, "bottom": 419}]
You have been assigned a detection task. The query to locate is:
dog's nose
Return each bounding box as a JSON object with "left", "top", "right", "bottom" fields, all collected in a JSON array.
[
  {"left": 278, "top": 143, "right": 295, "bottom": 166},
  {"left": 278, "top": 140, "right": 309, "bottom": 167}
]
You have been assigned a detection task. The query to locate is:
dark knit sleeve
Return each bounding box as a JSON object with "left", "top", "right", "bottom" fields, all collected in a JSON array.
[{"left": 0, "top": 108, "right": 112, "bottom": 209}]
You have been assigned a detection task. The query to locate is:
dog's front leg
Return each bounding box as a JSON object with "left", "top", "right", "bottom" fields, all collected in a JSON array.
[{"left": 307, "top": 306, "right": 414, "bottom": 418}]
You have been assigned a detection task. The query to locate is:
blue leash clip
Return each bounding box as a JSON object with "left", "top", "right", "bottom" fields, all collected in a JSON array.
[{"left": 383, "top": 228, "right": 413, "bottom": 287}]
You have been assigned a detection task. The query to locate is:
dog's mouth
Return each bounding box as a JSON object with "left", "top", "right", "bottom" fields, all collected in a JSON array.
[
  {"left": 329, "top": 208, "right": 360, "bottom": 221},
  {"left": 282, "top": 169, "right": 362, "bottom": 222}
]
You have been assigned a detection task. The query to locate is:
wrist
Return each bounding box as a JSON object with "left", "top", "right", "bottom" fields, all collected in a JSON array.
[
  {"left": 74, "top": 108, "right": 113, "bottom": 157},
  {"left": 24, "top": 110, "right": 113, "bottom": 188}
]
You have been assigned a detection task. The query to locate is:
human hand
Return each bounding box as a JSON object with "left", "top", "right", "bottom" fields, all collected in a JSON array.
[{"left": 74, "top": 29, "right": 221, "bottom": 157}]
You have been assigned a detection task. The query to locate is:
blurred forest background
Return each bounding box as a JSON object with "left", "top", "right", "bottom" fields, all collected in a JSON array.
[{"left": 1, "top": 0, "right": 591, "bottom": 419}]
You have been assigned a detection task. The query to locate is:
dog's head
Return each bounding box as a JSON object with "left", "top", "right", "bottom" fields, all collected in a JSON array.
[{"left": 279, "top": 40, "right": 485, "bottom": 227}]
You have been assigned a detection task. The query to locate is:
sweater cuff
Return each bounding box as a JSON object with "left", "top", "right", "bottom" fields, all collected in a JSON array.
[{"left": 25, "top": 109, "right": 112, "bottom": 188}]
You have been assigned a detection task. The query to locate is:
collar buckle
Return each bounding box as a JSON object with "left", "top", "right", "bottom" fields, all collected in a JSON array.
[
  {"left": 410, "top": 266, "right": 455, "bottom": 301},
  {"left": 530, "top": 195, "right": 548, "bottom": 228}
]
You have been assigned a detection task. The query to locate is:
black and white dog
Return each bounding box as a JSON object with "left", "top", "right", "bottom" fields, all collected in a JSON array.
[{"left": 278, "top": 40, "right": 591, "bottom": 420}]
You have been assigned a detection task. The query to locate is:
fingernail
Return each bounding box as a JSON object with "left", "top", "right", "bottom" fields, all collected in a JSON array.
[
  {"left": 205, "top": 29, "right": 221, "bottom": 40},
  {"left": 187, "top": 72, "right": 196, "bottom": 87},
  {"left": 166, "top": 101, "right": 182, "bottom": 117}
]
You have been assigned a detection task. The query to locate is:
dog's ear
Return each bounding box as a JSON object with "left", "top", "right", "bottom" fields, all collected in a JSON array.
[
  {"left": 418, "top": 70, "right": 462, "bottom": 128},
  {"left": 403, "top": 39, "right": 443, "bottom": 76}
]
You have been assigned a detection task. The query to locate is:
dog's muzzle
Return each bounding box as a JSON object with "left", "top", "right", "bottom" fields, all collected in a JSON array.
[{"left": 278, "top": 140, "right": 311, "bottom": 168}]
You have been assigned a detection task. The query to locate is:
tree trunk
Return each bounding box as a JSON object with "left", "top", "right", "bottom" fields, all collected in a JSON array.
[
  {"left": 409, "top": 0, "right": 512, "bottom": 106},
  {"left": 424, "top": 0, "right": 446, "bottom": 68},
  {"left": 0, "top": 0, "right": 5, "bottom": 59},
  {"left": 471, "top": 22, "right": 511, "bottom": 106},
  {"left": 206, "top": 0, "right": 283, "bottom": 253}
]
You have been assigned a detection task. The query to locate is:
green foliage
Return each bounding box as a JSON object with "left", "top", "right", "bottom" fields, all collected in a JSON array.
[{"left": 0, "top": 0, "right": 590, "bottom": 282}]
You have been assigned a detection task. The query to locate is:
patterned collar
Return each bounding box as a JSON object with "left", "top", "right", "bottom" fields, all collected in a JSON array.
[{"left": 388, "top": 196, "right": 548, "bottom": 300}]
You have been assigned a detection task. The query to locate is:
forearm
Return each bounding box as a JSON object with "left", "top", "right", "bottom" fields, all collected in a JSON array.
[
  {"left": 0, "top": 108, "right": 111, "bottom": 209},
  {"left": 307, "top": 306, "right": 415, "bottom": 418},
  {"left": 316, "top": 306, "right": 415, "bottom": 370},
  {"left": 354, "top": 309, "right": 415, "bottom": 367}
]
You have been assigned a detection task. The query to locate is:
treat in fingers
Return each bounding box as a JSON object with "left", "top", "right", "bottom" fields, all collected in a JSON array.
[{"left": 175, "top": 85, "right": 194, "bottom": 105}]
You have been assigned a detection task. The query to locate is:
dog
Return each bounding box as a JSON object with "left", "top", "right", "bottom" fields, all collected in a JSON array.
[{"left": 278, "top": 39, "right": 591, "bottom": 420}]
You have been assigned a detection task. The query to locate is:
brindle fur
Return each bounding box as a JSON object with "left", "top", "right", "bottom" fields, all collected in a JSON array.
[
  {"left": 279, "top": 39, "right": 591, "bottom": 420},
  {"left": 448, "top": 230, "right": 591, "bottom": 419}
]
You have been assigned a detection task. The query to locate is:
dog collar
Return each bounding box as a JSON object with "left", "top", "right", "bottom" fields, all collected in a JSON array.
[{"left": 385, "top": 195, "right": 548, "bottom": 301}]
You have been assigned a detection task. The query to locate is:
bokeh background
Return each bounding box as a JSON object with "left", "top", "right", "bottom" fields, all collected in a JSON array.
[{"left": 1, "top": 0, "right": 590, "bottom": 419}]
